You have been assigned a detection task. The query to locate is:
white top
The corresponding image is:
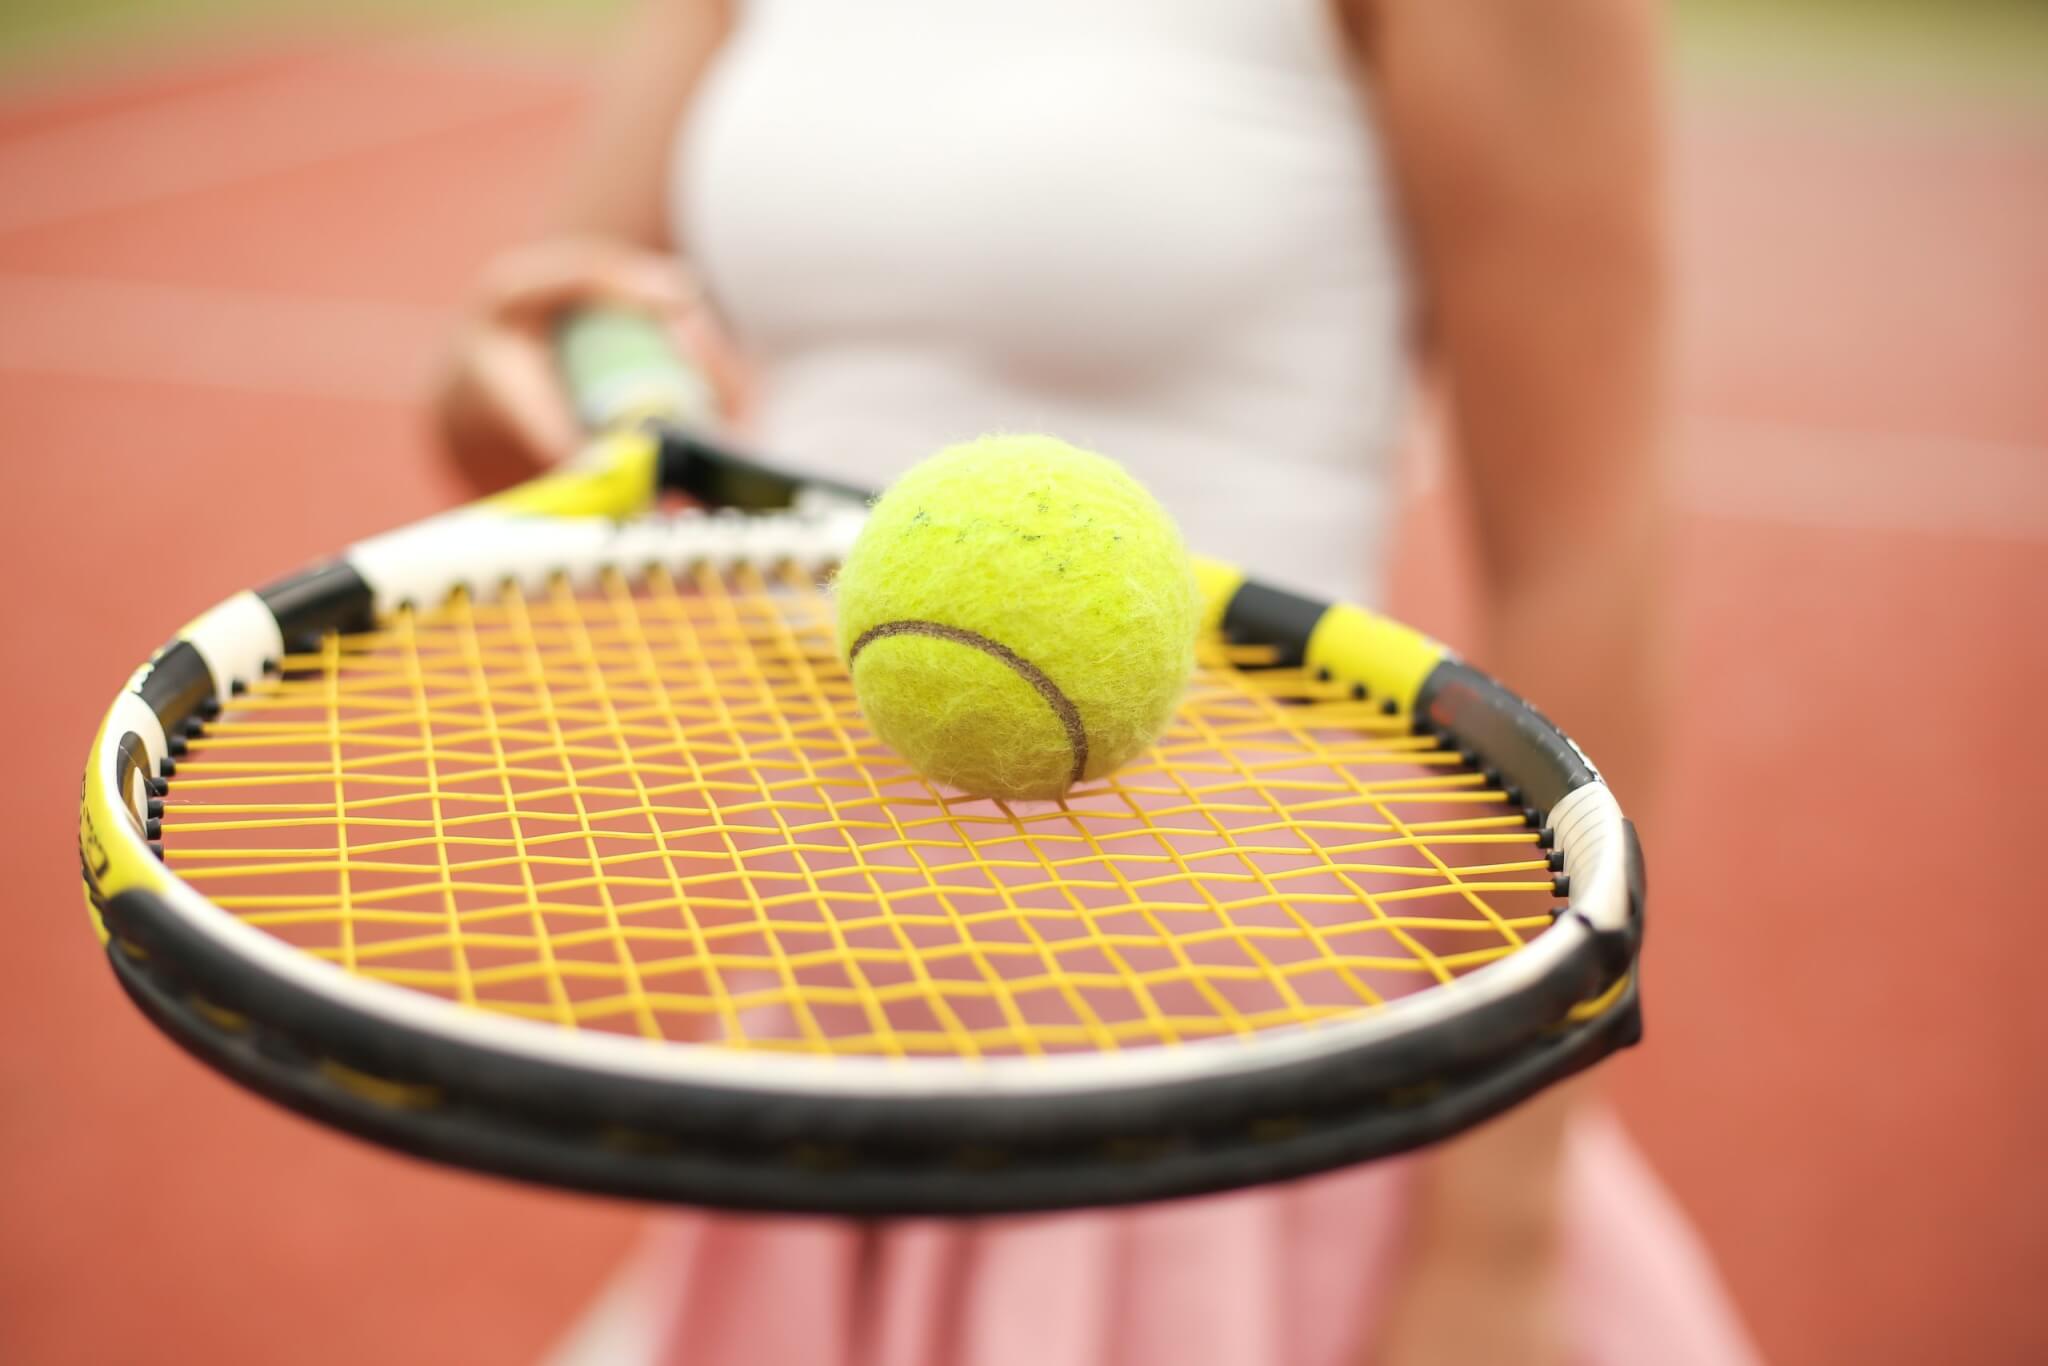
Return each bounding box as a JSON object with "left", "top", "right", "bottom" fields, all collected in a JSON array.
[{"left": 672, "top": 0, "right": 1411, "bottom": 599}]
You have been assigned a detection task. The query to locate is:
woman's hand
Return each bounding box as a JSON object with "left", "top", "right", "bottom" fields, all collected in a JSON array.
[{"left": 433, "top": 237, "right": 748, "bottom": 492}]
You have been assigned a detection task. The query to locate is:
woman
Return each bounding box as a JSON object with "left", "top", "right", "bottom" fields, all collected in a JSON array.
[{"left": 438, "top": 3, "right": 1757, "bottom": 1363}]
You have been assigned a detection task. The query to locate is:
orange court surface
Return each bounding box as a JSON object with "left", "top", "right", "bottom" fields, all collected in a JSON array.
[{"left": 0, "top": 15, "right": 2042, "bottom": 1366}]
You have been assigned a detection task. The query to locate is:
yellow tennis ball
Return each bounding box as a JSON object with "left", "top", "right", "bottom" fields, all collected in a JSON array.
[{"left": 836, "top": 434, "right": 1198, "bottom": 802}]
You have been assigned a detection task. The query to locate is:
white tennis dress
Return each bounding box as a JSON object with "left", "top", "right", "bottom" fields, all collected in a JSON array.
[
  {"left": 674, "top": 0, "right": 1410, "bottom": 600},
  {"left": 548, "top": 3, "right": 1762, "bottom": 1364}
]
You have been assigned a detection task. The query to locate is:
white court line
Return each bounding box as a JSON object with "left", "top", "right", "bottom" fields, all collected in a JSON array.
[
  {"left": 0, "top": 272, "right": 445, "bottom": 404},
  {"left": 1401, "top": 400, "right": 2043, "bottom": 543},
  {"left": 0, "top": 44, "right": 573, "bottom": 237},
  {"left": 1683, "top": 415, "right": 2048, "bottom": 544}
]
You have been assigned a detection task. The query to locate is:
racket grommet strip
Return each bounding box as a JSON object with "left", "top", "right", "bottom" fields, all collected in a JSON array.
[{"left": 256, "top": 560, "right": 375, "bottom": 647}]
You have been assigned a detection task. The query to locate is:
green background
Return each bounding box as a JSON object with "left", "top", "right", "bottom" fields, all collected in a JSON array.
[{"left": 2, "top": 0, "right": 2045, "bottom": 99}]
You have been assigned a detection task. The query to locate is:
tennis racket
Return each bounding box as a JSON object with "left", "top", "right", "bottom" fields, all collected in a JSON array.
[{"left": 77, "top": 310, "right": 1644, "bottom": 1216}]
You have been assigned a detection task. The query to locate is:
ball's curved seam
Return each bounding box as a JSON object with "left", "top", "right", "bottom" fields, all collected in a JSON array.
[{"left": 847, "top": 619, "right": 1088, "bottom": 787}]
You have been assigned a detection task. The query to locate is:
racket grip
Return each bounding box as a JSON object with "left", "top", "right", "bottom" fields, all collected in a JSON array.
[{"left": 556, "top": 308, "right": 719, "bottom": 433}]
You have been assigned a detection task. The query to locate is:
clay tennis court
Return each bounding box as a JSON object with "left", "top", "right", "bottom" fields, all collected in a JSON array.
[{"left": 1, "top": 18, "right": 2042, "bottom": 1366}]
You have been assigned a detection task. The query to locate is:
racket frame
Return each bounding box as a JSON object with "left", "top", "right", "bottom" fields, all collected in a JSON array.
[{"left": 79, "top": 425, "right": 1644, "bottom": 1214}]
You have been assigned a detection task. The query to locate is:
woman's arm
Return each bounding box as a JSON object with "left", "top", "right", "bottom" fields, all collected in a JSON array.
[
  {"left": 552, "top": 0, "right": 734, "bottom": 241},
  {"left": 1361, "top": 0, "right": 1671, "bottom": 793},
  {"left": 437, "top": 0, "right": 738, "bottom": 486},
  {"left": 1342, "top": 0, "right": 1672, "bottom": 1361}
]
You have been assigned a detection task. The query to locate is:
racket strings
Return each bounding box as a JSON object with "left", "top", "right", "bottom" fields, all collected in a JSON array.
[{"left": 159, "top": 563, "right": 1561, "bottom": 1057}]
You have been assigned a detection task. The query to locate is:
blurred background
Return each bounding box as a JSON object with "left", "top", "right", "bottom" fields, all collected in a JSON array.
[{"left": 1, "top": 1, "right": 2041, "bottom": 1362}]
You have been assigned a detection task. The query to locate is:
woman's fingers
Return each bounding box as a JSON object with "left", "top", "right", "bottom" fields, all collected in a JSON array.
[
  {"left": 436, "top": 238, "right": 753, "bottom": 494},
  {"left": 479, "top": 238, "right": 698, "bottom": 329},
  {"left": 468, "top": 325, "right": 586, "bottom": 460},
  {"left": 673, "top": 304, "right": 755, "bottom": 429}
]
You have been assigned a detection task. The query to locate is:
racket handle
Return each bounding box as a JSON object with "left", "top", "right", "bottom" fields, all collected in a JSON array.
[{"left": 556, "top": 307, "right": 719, "bottom": 433}]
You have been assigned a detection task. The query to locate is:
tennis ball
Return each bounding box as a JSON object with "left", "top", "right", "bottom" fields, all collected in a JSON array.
[{"left": 835, "top": 434, "right": 1198, "bottom": 801}]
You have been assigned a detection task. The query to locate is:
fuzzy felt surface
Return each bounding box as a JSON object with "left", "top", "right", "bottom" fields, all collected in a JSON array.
[{"left": 835, "top": 435, "right": 1199, "bottom": 801}]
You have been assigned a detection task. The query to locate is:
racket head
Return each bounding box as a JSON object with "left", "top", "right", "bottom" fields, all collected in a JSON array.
[{"left": 79, "top": 425, "right": 1643, "bottom": 1215}]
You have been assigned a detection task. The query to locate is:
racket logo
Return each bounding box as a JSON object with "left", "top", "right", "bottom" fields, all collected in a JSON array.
[{"left": 78, "top": 794, "right": 109, "bottom": 888}]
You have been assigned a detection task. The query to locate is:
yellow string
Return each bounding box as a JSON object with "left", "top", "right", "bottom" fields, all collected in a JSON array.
[{"left": 161, "top": 564, "right": 1560, "bottom": 1058}]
